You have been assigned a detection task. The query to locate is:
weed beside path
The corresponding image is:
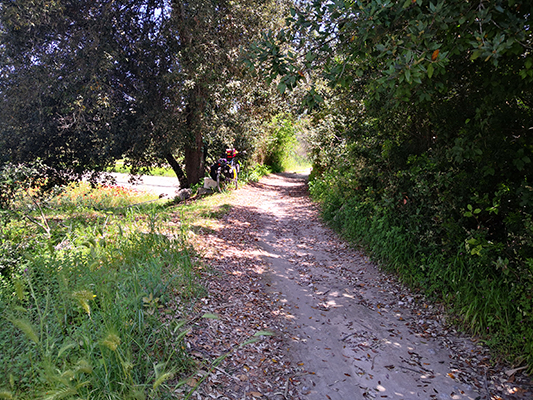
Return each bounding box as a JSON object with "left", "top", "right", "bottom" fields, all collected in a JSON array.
[{"left": 0, "top": 183, "right": 202, "bottom": 399}]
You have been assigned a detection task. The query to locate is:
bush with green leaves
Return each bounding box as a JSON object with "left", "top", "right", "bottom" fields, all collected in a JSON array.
[
  {"left": 257, "top": 114, "right": 299, "bottom": 173},
  {"left": 0, "top": 162, "right": 44, "bottom": 210}
]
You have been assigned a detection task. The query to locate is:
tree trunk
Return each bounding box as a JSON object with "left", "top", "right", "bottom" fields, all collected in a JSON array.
[
  {"left": 184, "top": 129, "right": 204, "bottom": 186},
  {"left": 171, "top": 0, "right": 207, "bottom": 187},
  {"left": 183, "top": 83, "right": 206, "bottom": 186},
  {"left": 165, "top": 153, "right": 189, "bottom": 188}
]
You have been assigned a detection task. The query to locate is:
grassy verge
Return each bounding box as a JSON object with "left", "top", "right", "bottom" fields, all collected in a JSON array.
[
  {"left": 0, "top": 162, "right": 272, "bottom": 399},
  {"left": 0, "top": 183, "right": 204, "bottom": 399},
  {"left": 108, "top": 160, "right": 175, "bottom": 177}
]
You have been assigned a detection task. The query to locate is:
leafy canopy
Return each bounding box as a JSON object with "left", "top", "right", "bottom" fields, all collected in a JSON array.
[
  {"left": 0, "top": 0, "right": 285, "bottom": 186},
  {"left": 247, "top": 0, "right": 532, "bottom": 108}
]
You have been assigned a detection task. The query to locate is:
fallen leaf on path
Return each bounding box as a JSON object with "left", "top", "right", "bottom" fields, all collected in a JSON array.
[{"left": 185, "top": 377, "right": 198, "bottom": 387}]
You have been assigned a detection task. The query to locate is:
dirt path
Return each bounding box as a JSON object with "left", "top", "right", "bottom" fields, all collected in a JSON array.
[{"left": 178, "top": 173, "right": 531, "bottom": 400}]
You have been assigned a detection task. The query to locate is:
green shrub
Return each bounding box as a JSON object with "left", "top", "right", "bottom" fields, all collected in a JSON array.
[
  {"left": 0, "top": 162, "right": 44, "bottom": 210},
  {"left": 259, "top": 114, "right": 298, "bottom": 173},
  {"left": 240, "top": 164, "right": 272, "bottom": 183}
]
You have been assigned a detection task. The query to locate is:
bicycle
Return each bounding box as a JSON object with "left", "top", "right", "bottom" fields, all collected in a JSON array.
[{"left": 210, "top": 149, "right": 240, "bottom": 192}]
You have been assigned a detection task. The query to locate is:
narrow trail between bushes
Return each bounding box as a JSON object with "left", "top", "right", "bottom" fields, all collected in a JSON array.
[{"left": 174, "top": 173, "right": 531, "bottom": 400}]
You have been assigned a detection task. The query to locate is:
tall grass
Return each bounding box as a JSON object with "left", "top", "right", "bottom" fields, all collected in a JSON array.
[
  {"left": 49, "top": 182, "right": 156, "bottom": 210},
  {"left": 0, "top": 183, "right": 203, "bottom": 399}
]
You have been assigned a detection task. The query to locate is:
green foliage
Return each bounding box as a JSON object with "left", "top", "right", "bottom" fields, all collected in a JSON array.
[
  {"left": 0, "top": 183, "right": 202, "bottom": 398},
  {"left": 239, "top": 164, "right": 272, "bottom": 183},
  {"left": 257, "top": 114, "right": 299, "bottom": 172},
  {"left": 248, "top": 0, "right": 532, "bottom": 108},
  {"left": 0, "top": 0, "right": 286, "bottom": 187},
  {"left": 0, "top": 162, "right": 44, "bottom": 209}
]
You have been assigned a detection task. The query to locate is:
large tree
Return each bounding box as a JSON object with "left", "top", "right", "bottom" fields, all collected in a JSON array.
[
  {"left": 0, "top": 0, "right": 284, "bottom": 187},
  {"left": 0, "top": 1, "right": 134, "bottom": 183}
]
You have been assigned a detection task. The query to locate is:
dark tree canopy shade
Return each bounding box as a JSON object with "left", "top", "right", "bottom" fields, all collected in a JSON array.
[
  {"left": 247, "top": 0, "right": 533, "bottom": 240},
  {"left": 0, "top": 1, "right": 136, "bottom": 183},
  {"left": 0, "top": 0, "right": 284, "bottom": 187}
]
